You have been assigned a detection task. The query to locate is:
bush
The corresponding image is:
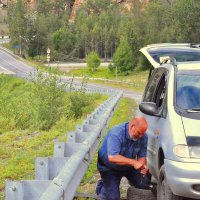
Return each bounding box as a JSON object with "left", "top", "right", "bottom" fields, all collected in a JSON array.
[
  {"left": 112, "top": 38, "right": 133, "bottom": 73},
  {"left": 0, "top": 73, "right": 102, "bottom": 132},
  {"left": 86, "top": 52, "right": 101, "bottom": 72},
  {"left": 30, "top": 71, "right": 70, "bottom": 130},
  {"left": 68, "top": 91, "right": 91, "bottom": 118},
  {"left": 0, "top": 75, "right": 33, "bottom": 131}
]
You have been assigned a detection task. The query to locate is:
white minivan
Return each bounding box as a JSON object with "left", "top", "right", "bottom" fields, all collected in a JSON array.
[{"left": 138, "top": 44, "right": 200, "bottom": 200}]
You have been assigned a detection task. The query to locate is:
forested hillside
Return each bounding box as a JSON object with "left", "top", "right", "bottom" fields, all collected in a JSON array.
[{"left": 7, "top": 0, "right": 200, "bottom": 70}]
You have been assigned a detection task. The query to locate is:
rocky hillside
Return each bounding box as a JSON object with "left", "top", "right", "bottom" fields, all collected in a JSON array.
[{"left": 69, "top": 0, "right": 149, "bottom": 21}]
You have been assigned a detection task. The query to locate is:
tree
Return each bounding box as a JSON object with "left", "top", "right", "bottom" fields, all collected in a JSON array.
[
  {"left": 112, "top": 38, "right": 133, "bottom": 73},
  {"left": 118, "top": 14, "right": 140, "bottom": 67},
  {"left": 8, "top": 0, "right": 27, "bottom": 55},
  {"left": 169, "top": 0, "right": 200, "bottom": 43},
  {"left": 37, "top": 0, "right": 54, "bottom": 16},
  {"left": 86, "top": 52, "right": 101, "bottom": 72},
  {"left": 142, "top": 2, "right": 167, "bottom": 43},
  {"left": 52, "top": 26, "right": 76, "bottom": 59}
]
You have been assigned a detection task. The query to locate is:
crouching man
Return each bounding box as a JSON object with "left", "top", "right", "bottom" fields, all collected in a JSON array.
[{"left": 96, "top": 117, "right": 152, "bottom": 200}]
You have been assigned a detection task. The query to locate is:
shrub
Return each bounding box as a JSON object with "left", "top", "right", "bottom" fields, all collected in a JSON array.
[
  {"left": 0, "top": 73, "right": 102, "bottom": 132},
  {"left": 112, "top": 38, "right": 133, "bottom": 73},
  {"left": 30, "top": 71, "right": 70, "bottom": 130},
  {"left": 86, "top": 52, "right": 101, "bottom": 72}
]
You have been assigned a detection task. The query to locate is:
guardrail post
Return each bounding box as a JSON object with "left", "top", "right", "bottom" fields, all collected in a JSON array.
[
  {"left": 35, "top": 158, "right": 69, "bottom": 181},
  {"left": 54, "top": 142, "right": 65, "bottom": 157},
  {"left": 67, "top": 132, "right": 76, "bottom": 143},
  {"left": 75, "top": 125, "right": 88, "bottom": 143},
  {"left": 6, "top": 181, "right": 24, "bottom": 200},
  {"left": 35, "top": 158, "right": 49, "bottom": 180}
]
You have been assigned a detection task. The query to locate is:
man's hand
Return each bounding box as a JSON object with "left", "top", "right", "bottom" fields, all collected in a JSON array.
[
  {"left": 132, "top": 160, "right": 144, "bottom": 170},
  {"left": 108, "top": 155, "right": 148, "bottom": 173},
  {"left": 108, "top": 155, "right": 144, "bottom": 169},
  {"left": 140, "top": 165, "right": 148, "bottom": 175}
]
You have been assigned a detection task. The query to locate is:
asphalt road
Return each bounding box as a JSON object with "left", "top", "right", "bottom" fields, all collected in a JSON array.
[
  {"left": 0, "top": 38, "right": 10, "bottom": 44},
  {"left": 0, "top": 46, "right": 36, "bottom": 78},
  {"left": 0, "top": 46, "right": 142, "bottom": 103}
]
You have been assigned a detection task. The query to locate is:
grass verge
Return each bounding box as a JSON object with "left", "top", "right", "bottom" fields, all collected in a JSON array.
[{"left": 61, "top": 68, "right": 148, "bottom": 93}]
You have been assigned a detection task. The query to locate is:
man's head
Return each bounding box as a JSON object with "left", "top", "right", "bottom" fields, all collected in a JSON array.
[{"left": 128, "top": 117, "right": 148, "bottom": 141}]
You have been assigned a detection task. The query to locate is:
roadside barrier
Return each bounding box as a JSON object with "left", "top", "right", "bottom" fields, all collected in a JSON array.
[{"left": 6, "top": 90, "right": 123, "bottom": 200}]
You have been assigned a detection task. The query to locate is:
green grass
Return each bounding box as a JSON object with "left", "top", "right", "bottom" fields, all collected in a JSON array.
[
  {"left": 17, "top": 58, "right": 148, "bottom": 93},
  {"left": 0, "top": 75, "right": 107, "bottom": 199},
  {"left": 77, "top": 97, "right": 138, "bottom": 197},
  {"left": 64, "top": 68, "right": 148, "bottom": 93}
]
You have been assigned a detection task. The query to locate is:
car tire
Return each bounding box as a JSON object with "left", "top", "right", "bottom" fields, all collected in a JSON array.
[
  {"left": 150, "top": 183, "right": 157, "bottom": 197},
  {"left": 157, "top": 165, "right": 184, "bottom": 200}
]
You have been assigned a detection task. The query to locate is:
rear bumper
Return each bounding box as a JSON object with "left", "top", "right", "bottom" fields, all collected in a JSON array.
[{"left": 165, "top": 159, "right": 200, "bottom": 199}]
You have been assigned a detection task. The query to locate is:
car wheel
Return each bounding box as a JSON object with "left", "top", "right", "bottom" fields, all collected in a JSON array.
[{"left": 157, "top": 165, "right": 184, "bottom": 200}]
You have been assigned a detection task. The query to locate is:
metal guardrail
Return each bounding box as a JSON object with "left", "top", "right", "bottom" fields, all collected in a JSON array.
[{"left": 6, "top": 90, "right": 123, "bottom": 200}]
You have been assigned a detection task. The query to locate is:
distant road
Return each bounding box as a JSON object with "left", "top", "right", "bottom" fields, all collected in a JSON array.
[
  {"left": 0, "top": 38, "right": 10, "bottom": 44},
  {"left": 45, "top": 62, "right": 110, "bottom": 68},
  {"left": 0, "top": 46, "right": 142, "bottom": 103},
  {"left": 0, "top": 46, "right": 35, "bottom": 78}
]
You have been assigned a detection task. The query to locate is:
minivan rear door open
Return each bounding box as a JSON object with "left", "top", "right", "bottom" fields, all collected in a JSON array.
[{"left": 140, "top": 43, "right": 200, "bottom": 69}]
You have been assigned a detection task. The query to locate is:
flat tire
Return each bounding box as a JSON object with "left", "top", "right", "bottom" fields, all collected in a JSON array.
[{"left": 157, "top": 165, "right": 185, "bottom": 200}]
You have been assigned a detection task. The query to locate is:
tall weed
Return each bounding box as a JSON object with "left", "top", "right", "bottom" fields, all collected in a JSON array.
[
  {"left": 29, "top": 71, "right": 70, "bottom": 130},
  {"left": 0, "top": 73, "right": 100, "bottom": 132}
]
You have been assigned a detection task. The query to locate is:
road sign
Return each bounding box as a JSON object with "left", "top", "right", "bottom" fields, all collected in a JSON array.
[
  {"left": 47, "top": 48, "right": 51, "bottom": 54},
  {"left": 12, "top": 45, "right": 21, "bottom": 49},
  {"left": 47, "top": 48, "right": 51, "bottom": 65}
]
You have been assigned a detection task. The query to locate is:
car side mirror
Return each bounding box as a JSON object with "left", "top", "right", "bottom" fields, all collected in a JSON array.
[{"left": 139, "top": 102, "right": 161, "bottom": 117}]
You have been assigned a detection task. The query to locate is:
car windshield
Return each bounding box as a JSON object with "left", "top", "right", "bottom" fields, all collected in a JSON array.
[
  {"left": 176, "top": 71, "right": 200, "bottom": 110},
  {"left": 148, "top": 48, "right": 200, "bottom": 63}
]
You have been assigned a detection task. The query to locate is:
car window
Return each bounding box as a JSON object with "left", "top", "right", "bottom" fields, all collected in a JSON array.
[
  {"left": 154, "top": 74, "right": 166, "bottom": 108},
  {"left": 176, "top": 72, "right": 200, "bottom": 110},
  {"left": 143, "top": 69, "right": 166, "bottom": 103},
  {"left": 143, "top": 70, "right": 163, "bottom": 102},
  {"left": 143, "top": 69, "right": 168, "bottom": 117},
  {"left": 148, "top": 48, "right": 200, "bottom": 62}
]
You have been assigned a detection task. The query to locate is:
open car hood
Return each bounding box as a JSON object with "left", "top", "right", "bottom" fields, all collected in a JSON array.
[{"left": 139, "top": 43, "right": 200, "bottom": 68}]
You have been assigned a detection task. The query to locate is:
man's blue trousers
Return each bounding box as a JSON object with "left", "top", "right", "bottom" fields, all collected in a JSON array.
[{"left": 96, "top": 169, "right": 150, "bottom": 200}]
